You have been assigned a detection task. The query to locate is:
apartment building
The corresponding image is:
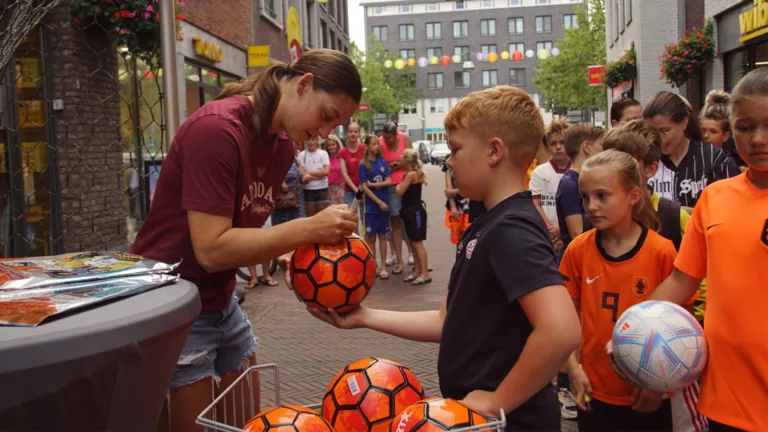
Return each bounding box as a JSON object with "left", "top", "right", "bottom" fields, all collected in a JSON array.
[{"left": 361, "top": 0, "right": 581, "bottom": 141}]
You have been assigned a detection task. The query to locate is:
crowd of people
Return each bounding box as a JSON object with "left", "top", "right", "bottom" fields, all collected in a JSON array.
[{"left": 128, "top": 47, "right": 766, "bottom": 432}]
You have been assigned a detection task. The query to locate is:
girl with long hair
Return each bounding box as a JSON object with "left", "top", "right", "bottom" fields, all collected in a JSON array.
[
  {"left": 396, "top": 149, "right": 430, "bottom": 285},
  {"left": 130, "top": 49, "right": 362, "bottom": 430},
  {"left": 700, "top": 89, "right": 747, "bottom": 169},
  {"left": 358, "top": 134, "right": 392, "bottom": 279},
  {"left": 325, "top": 134, "right": 346, "bottom": 205}
]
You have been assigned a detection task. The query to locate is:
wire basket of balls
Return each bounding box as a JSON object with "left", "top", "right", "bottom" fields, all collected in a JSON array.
[
  {"left": 198, "top": 236, "right": 506, "bottom": 431},
  {"left": 196, "top": 360, "right": 506, "bottom": 432}
]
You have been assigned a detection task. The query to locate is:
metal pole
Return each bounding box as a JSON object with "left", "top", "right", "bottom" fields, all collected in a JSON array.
[{"left": 160, "top": 0, "right": 180, "bottom": 144}]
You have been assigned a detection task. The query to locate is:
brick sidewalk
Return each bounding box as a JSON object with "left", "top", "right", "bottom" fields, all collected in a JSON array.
[{"left": 241, "top": 165, "right": 576, "bottom": 431}]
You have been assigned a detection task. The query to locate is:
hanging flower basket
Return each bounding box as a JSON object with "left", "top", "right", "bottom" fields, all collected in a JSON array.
[
  {"left": 603, "top": 42, "right": 636, "bottom": 89},
  {"left": 70, "top": 0, "right": 184, "bottom": 65},
  {"left": 660, "top": 19, "right": 716, "bottom": 88}
]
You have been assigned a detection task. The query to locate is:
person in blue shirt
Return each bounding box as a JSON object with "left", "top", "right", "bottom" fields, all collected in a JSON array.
[{"left": 359, "top": 135, "right": 392, "bottom": 279}]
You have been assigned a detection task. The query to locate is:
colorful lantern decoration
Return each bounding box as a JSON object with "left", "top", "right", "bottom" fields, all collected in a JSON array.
[
  {"left": 440, "top": 55, "right": 451, "bottom": 66},
  {"left": 418, "top": 57, "right": 429, "bottom": 67},
  {"left": 551, "top": 47, "right": 561, "bottom": 57},
  {"left": 476, "top": 52, "right": 483, "bottom": 61},
  {"left": 384, "top": 59, "right": 393, "bottom": 68},
  {"left": 430, "top": 56, "right": 439, "bottom": 65},
  {"left": 407, "top": 58, "right": 416, "bottom": 67},
  {"left": 512, "top": 50, "right": 523, "bottom": 61},
  {"left": 450, "top": 54, "right": 461, "bottom": 64},
  {"left": 394, "top": 58, "right": 405, "bottom": 69},
  {"left": 537, "top": 49, "right": 549, "bottom": 60},
  {"left": 487, "top": 52, "right": 499, "bottom": 63},
  {"left": 525, "top": 49, "right": 535, "bottom": 59},
  {"left": 500, "top": 51, "right": 510, "bottom": 60}
]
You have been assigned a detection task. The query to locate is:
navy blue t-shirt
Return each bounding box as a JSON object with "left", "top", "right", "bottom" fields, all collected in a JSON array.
[
  {"left": 555, "top": 169, "right": 582, "bottom": 250},
  {"left": 358, "top": 158, "right": 391, "bottom": 214}
]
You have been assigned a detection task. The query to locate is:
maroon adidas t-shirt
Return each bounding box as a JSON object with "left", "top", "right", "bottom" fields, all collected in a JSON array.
[
  {"left": 338, "top": 144, "right": 366, "bottom": 192},
  {"left": 131, "top": 96, "right": 295, "bottom": 313}
]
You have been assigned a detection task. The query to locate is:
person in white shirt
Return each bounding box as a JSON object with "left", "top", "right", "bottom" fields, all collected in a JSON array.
[
  {"left": 529, "top": 120, "right": 572, "bottom": 254},
  {"left": 298, "top": 136, "right": 331, "bottom": 216}
]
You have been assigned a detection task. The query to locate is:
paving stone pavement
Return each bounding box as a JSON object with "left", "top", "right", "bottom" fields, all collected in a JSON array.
[{"left": 240, "top": 164, "right": 577, "bottom": 431}]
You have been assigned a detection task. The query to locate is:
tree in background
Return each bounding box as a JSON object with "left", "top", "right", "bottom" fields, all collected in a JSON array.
[
  {"left": 349, "top": 39, "right": 421, "bottom": 128},
  {"left": 533, "top": 0, "right": 606, "bottom": 117}
]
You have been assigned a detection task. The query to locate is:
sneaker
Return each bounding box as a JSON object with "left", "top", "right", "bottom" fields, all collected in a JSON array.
[
  {"left": 558, "top": 388, "right": 577, "bottom": 420},
  {"left": 408, "top": 255, "right": 414, "bottom": 265},
  {"left": 386, "top": 255, "right": 396, "bottom": 266}
]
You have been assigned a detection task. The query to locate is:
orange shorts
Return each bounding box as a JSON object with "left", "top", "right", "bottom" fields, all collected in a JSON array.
[{"left": 444, "top": 210, "right": 470, "bottom": 245}]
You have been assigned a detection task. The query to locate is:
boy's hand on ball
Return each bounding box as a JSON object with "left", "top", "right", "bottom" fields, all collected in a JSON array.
[
  {"left": 307, "top": 305, "right": 367, "bottom": 329},
  {"left": 311, "top": 205, "right": 359, "bottom": 243},
  {"left": 631, "top": 388, "right": 664, "bottom": 413},
  {"left": 605, "top": 341, "right": 632, "bottom": 383},
  {"left": 460, "top": 390, "right": 499, "bottom": 420}
]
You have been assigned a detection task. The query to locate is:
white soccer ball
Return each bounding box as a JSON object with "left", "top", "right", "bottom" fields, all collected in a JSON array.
[{"left": 612, "top": 300, "right": 707, "bottom": 392}]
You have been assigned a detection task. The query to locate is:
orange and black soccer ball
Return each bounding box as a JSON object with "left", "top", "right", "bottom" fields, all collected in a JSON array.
[
  {"left": 390, "top": 398, "right": 488, "bottom": 431},
  {"left": 244, "top": 404, "right": 334, "bottom": 432},
  {"left": 290, "top": 234, "right": 376, "bottom": 313},
  {"left": 322, "top": 357, "right": 426, "bottom": 432}
]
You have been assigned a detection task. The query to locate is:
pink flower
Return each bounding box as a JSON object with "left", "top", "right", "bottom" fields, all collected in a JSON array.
[
  {"left": 143, "top": 11, "right": 151, "bottom": 18},
  {"left": 146, "top": 5, "right": 154, "bottom": 12},
  {"left": 121, "top": 28, "right": 131, "bottom": 34}
]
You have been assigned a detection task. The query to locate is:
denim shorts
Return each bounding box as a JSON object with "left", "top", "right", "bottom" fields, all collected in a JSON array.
[
  {"left": 387, "top": 186, "right": 402, "bottom": 217},
  {"left": 170, "top": 296, "right": 258, "bottom": 389},
  {"left": 344, "top": 190, "right": 360, "bottom": 216}
]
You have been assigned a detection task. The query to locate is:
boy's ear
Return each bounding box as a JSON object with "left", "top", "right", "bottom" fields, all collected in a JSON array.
[
  {"left": 581, "top": 140, "right": 591, "bottom": 156},
  {"left": 488, "top": 137, "right": 505, "bottom": 167},
  {"left": 645, "top": 161, "right": 660, "bottom": 180}
]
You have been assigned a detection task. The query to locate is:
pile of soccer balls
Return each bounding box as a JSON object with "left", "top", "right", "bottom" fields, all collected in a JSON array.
[{"left": 244, "top": 357, "right": 489, "bottom": 432}]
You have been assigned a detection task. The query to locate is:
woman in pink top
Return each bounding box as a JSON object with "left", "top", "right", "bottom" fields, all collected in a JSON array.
[
  {"left": 339, "top": 122, "right": 366, "bottom": 209},
  {"left": 380, "top": 122, "right": 413, "bottom": 275},
  {"left": 325, "top": 134, "right": 345, "bottom": 205}
]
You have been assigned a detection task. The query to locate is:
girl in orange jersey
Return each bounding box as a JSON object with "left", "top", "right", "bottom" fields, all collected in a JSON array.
[{"left": 560, "top": 149, "right": 683, "bottom": 431}]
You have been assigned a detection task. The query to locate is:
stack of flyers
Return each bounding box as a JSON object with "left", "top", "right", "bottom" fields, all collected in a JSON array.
[{"left": 0, "top": 252, "right": 181, "bottom": 326}]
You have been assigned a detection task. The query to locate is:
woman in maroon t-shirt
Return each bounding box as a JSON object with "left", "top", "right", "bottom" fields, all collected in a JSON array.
[{"left": 130, "top": 49, "right": 361, "bottom": 430}]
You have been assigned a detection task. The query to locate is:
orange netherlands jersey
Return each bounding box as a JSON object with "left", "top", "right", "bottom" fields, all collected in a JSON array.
[
  {"left": 560, "top": 228, "right": 676, "bottom": 406},
  {"left": 675, "top": 173, "right": 768, "bottom": 431}
]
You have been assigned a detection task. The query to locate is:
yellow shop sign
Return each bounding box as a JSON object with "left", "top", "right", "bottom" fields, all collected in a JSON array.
[
  {"left": 740, "top": 0, "right": 768, "bottom": 43},
  {"left": 192, "top": 37, "right": 223, "bottom": 63}
]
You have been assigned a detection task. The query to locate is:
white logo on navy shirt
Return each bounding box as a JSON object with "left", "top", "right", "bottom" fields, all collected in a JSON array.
[{"left": 466, "top": 239, "right": 477, "bottom": 259}]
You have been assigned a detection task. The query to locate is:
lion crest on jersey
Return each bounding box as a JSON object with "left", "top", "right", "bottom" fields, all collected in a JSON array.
[
  {"left": 762, "top": 219, "right": 768, "bottom": 247},
  {"left": 630, "top": 276, "right": 649, "bottom": 298}
]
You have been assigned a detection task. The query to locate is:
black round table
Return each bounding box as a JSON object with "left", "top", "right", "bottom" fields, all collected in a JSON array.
[{"left": 0, "top": 279, "right": 201, "bottom": 431}]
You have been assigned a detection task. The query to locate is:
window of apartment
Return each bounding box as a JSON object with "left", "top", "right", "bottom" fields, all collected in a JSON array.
[
  {"left": 624, "top": 0, "right": 632, "bottom": 25},
  {"left": 399, "top": 49, "right": 416, "bottom": 59},
  {"left": 321, "top": 20, "right": 328, "bottom": 48},
  {"left": 508, "top": 0, "right": 521, "bottom": 5},
  {"left": 509, "top": 42, "right": 524, "bottom": 54},
  {"left": 481, "top": 44, "right": 497, "bottom": 55},
  {"left": 508, "top": 17, "right": 523, "bottom": 34},
  {"left": 454, "top": 45, "right": 470, "bottom": 61},
  {"left": 400, "top": 4, "right": 412, "bottom": 12},
  {"left": 430, "top": 98, "right": 445, "bottom": 113},
  {"left": 455, "top": 71, "right": 470, "bottom": 88},
  {"left": 480, "top": 19, "right": 496, "bottom": 36},
  {"left": 614, "top": 0, "right": 619, "bottom": 39},
  {"left": 372, "top": 25, "right": 387, "bottom": 41},
  {"left": 454, "top": 0, "right": 466, "bottom": 10},
  {"left": 535, "top": 0, "right": 551, "bottom": 4},
  {"left": 536, "top": 15, "right": 552, "bottom": 33},
  {"left": 536, "top": 41, "right": 553, "bottom": 51},
  {"left": 263, "top": 0, "right": 277, "bottom": 18},
  {"left": 453, "top": 20, "right": 469, "bottom": 38},
  {"left": 399, "top": 24, "right": 415, "bottom": 41},
  {"left": 428, "top": 73, "right": 444, "bottom": 90},
  {"left": 509, "top": 68, "right": 526, "bottom": 85},
  {"left": 402, "top": 104, "right": 417, "bottom": 114},
  {"left": 564, "top": 14, "right": 578, "bottom": 29},
  {"left": 426, "top": 2, "right": 439, "bottom": 11},
  {"left": 330, "top": 30, "right": 336, "bottom": 49},
  {"left": 426, "top": 22, "right": 441, "bottom": 39},
  {"left": 427, "top": 47, "right": 442, "bottom": 58},
  {"left": 373, "top": 6, "right": 385, "bottom": 14},
  {"left": 482, "top": 70, "right": 498, "bottom": 88},
  {"left": 481, "top": 0, "right": 494, "bottom": 7}
]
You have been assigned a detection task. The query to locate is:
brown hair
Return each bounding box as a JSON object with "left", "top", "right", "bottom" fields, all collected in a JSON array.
[
  {"left": 732, "top": 67, "right": 768, "bottom": 106},
  {"left": 444, "top": 85, "right": 544, "bottom": 169},
  {"left": 362, "top": 134, "right": 380, "bottom": 172},
  {"left": 545, "top": 120, "right": 571, "bottom": 140},
  {"left": 563, "top": 123, "right": 604, "bottom": 160},
  {"left": 325, "top": 134, "right": 342, "bottom": 157},
  {"left": 610, "top": 97, "right": 642, "bottom": 124},
  {"left": 215, "top": 49, "right": 362, "bottom": 142},
  {"left": 699, "top": 90, "right": 731, "bottom": 133},
  {"left": 643, "top": 91, "right": 703, "bottom": 141},
  {"left": 403, "top": 148, "right": 428, "bottom": 186},
  {"left": 609, "top": 119, "right": 662, "bottom": 166},
  {"left": 582, "top": 149, "right": 660, "bottom": 231}
]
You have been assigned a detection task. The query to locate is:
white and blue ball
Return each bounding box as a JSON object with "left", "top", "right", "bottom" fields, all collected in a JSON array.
[{"left": 612, "top": 300, "right": 707, "bottom": 392}]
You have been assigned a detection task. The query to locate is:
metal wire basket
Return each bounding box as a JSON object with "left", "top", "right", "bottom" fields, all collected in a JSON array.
[{"left": 197, "top": 363, "right": 507, "bottom": 432}]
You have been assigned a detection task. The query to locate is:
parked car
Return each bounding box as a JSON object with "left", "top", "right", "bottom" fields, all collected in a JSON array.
[
  {"left": 413, "top": 140, "right": 432, "bottom": 164},
  {"left": 430, "top": 142, "right": 450, "bottom": 165}
]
